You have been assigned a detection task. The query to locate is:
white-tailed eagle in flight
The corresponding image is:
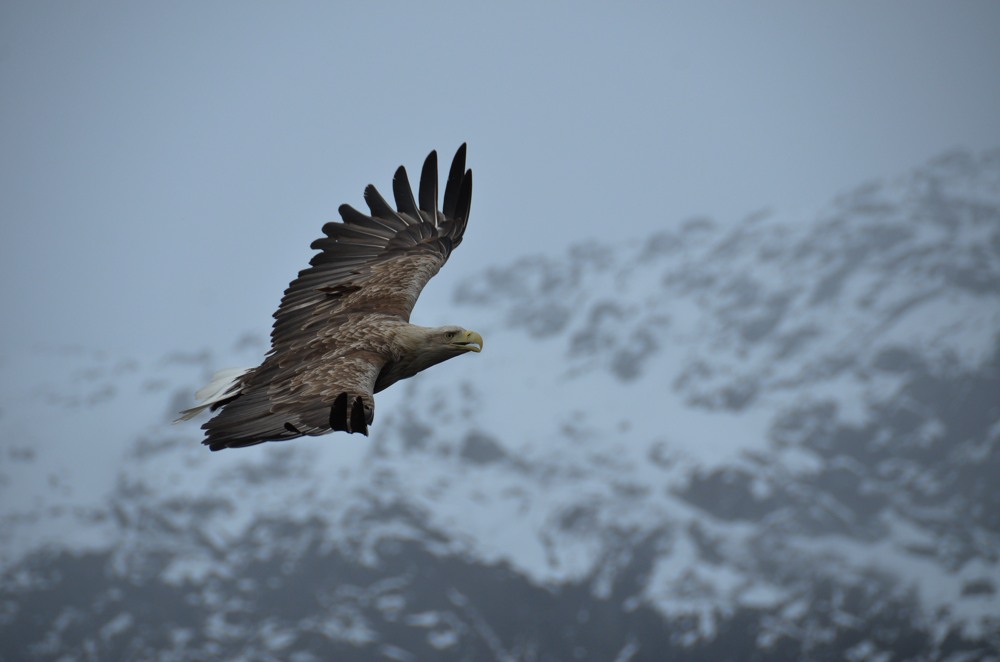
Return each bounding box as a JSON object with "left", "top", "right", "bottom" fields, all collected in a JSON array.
[{"left": 177, "top": 145, "right": 481, "bottom": 451}]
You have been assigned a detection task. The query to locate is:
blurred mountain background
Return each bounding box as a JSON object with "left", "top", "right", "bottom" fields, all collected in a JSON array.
[{"left": 1, "top": 149, "right": 998, "bottom": 660}]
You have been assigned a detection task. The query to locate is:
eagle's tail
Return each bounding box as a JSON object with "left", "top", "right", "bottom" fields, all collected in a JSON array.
[{"left": 174, "top": 367, "right": 251, "bottom": 423}]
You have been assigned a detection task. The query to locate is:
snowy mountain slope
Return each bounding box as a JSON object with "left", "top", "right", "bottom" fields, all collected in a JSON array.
[{"left": 1, "top": 149, "right": 998, "bottom": 660}]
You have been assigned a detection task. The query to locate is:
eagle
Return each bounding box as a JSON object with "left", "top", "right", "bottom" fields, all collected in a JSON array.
[{"left": 177, "top": 145, "right": 481, "bottom": 451}]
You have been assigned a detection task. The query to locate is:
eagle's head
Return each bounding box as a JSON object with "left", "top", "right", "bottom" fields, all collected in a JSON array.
[
  {"left": 409, "top": 325, "right": 483, "bottom": 370},
  {"left": 384, "top": 324, "right": 483, "bottom": 390},
  {"left": 436, "top": 325, "right": 483, "bottom": 355}
]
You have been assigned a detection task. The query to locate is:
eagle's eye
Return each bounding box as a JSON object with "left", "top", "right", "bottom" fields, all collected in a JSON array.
[{"left": 446, "top": 331, "right": 456, "bottom": 339}]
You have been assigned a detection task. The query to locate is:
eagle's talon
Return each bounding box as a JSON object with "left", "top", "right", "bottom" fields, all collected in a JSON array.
[
  {"left": 330, "top": 393, "right": 349, "bottom": 432},
  {"left": 350, "top": 396, "right": 368, "bottom": 435}
]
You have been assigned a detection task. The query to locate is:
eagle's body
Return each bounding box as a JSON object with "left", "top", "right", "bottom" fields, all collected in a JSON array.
[{"left": 177, "top": 146, "right": 480, "bottom": 451}]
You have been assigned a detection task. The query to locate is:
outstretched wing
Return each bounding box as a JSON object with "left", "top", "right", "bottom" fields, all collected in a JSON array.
[
  {"left": 200, "top": 145, "right": 473, "bottom": 450},
  {"left": 272, "top": 143, "right": 473, "bottom": 344}
]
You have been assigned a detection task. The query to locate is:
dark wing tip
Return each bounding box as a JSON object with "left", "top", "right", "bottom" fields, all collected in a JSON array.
[
  {"left": 442, "top": 144, "right": 468, "bottom": 219},
  {"left": 418, "top": 149, "right": 439, "bottom": 221},
  {"left": 392, "top": 165, "right": 420, "bottom": 219},
  {"left": 458, "top": 169, "right": 472, "bottom": 222},
  {"left": 364, "top": 184, "right": 391, "bottom": 216}
]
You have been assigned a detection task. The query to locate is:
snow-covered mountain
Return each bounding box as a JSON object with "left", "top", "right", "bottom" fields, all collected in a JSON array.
[{"left": 2, "top": 149, "right": 998, "bottom": 661}]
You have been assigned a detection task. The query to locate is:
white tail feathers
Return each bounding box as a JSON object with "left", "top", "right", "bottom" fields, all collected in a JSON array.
[{"left": 174, "top": 367, "right": 251, "bottom": 423}]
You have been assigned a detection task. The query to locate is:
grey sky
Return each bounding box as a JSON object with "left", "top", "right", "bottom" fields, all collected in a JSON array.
[{"left": 1, "top": 1, "right": 998, "bottom": 359}]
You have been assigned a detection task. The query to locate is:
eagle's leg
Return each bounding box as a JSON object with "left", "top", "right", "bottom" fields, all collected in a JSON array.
[{"left": 329, "top": 393, "right": 374, "bottom": 436}]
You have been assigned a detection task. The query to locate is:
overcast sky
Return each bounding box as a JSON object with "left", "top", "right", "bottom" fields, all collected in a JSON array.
[{"left": 2, "top": 1, "right": 998, "bottom": 361}]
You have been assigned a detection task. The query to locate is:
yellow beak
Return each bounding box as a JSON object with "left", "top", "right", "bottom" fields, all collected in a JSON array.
[{"left": 460, "top": 330, "right": 483, "bottom": 353}]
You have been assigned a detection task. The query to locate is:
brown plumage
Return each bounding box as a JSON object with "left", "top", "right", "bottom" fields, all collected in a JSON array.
[{"left": 177, "top": 146, "right": 482, "bottom": 451}]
